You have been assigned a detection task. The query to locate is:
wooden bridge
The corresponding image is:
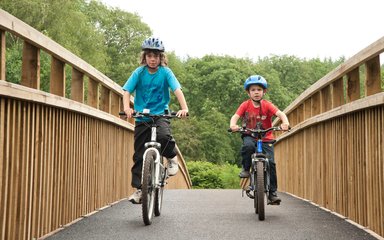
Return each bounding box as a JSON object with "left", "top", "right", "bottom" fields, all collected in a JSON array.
[{"left": 0, "top": 9, "right": 383, "bottom": 240}]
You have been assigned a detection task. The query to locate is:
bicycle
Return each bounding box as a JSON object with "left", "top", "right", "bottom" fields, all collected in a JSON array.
[
  {"left": 119, "top": 110, "right": 181, "bottom": 225},
  {"left": 228, "top": 124, "right": 287, "bottom": 221}
]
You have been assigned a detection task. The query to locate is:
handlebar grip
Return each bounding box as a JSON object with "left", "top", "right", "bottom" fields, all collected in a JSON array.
[{"left": 119, "top": 111, "right": 137, "bottom": 116}]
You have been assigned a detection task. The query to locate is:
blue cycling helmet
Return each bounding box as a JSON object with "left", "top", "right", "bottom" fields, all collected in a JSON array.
[
  {"left": 141, "top": 37, "right": 165, "bottom": 52},
  {"left": 244, "top": 75, "right": 268, "bottom": 90}
]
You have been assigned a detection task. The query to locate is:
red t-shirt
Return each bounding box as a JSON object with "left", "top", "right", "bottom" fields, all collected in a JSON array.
[{"left": 235, "top": 99, "right": 278, "bottom": 141}]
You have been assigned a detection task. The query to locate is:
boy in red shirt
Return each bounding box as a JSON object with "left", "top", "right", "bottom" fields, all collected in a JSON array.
[{"left": 229, "top": 75, "right": 289, "bottom": 204}]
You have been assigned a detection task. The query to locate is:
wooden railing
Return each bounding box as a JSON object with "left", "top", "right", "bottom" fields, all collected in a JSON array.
[
  {"left": 273, "top": 37, "right": 383, "bottom": 237},
  {"left": 0, "top": 9, "right": 191, "bottom": 240}
]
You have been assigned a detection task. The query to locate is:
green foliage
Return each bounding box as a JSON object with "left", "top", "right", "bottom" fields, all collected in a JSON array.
[
  {"left": 187, "top": 161, "right": 241, "bottom": 189},
  {"left": 0, "top": 0, "right": 152, "bottom": 85},
  {"left": 1, "top": 1, "right": 348, "bottom": 188},
  {"left": 84, "top": 1, "right": 152, "bottom": 84},
  {"left": 5, "top": 40, "right": 22, "bottom": 84}
]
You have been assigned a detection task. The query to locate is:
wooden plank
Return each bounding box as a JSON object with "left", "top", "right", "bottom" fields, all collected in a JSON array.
[
  {"left": 365, "top": 55, "right": 382, "bottom": 96},
  {"left": 50, "top": 57, "right": 65, "bottom": 97},
  {"left": 21, "top": 41, "right": 40, "bottom": 89},
  {"left": 0, "top": 81, "right": 133, "bottom": 131},
  {"left": 19, "top": 102, "right": 27, "bottom": 240},
  {"left": 0, "top": 30, "right": 5, "bottom": 81},
  {"left": 0, "top": 99, "right": 9, "bottom": 240},
  {"left": 32, "top": 104, "right": 42, "bottom": 237},
  {"left": 8, "top": 100, "right": 18, "bottom": 240},
  {"left": 26, "top": 103, "right": 35, "bottom": 240},
  {"left": 56, "top": 109, "right": 64, "bottom": 228}
]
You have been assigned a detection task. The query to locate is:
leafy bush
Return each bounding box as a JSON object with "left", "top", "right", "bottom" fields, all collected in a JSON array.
[{"left": 187, "top": 161, "right": 241, "bottom": 189}]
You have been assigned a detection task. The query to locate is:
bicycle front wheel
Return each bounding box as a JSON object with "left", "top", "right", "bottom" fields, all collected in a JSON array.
[
  {"left": 256, "top": 161, "right": 265, "bottom": 220},
  {"left": 154, "top": 162, "right": 165, "bottom": 216},
  {"left": 142, "top": 149, "right": 157, "bottom": 225}
]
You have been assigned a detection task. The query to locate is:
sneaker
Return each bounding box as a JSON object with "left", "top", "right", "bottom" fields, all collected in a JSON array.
[
  {"left": 128, "top": 189, "right": 142, "bottom": 204},
  {"left": 167, "top": 157, "right": 179, "bottom": 176},
  {"left": 239, "top": 169, "right": 250, "bottom": 178},
  {"left": 268, "top": 192, "right": 281, "bottom": 205}
]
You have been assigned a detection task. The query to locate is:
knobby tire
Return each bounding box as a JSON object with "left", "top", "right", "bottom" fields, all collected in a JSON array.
[{"left": 256, "top": 161, "right": 265, "bottom": 220}]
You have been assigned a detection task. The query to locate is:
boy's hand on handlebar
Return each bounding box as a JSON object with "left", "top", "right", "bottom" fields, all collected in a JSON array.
[
  {"left": 229, "top": 125, "right": 241, "bottom": 132},
  {"left": 176, "top": 109, "right": 189, "bottom": 118},
  {"left": 124, "top": 107, "right": 135, "bottom": 118},
  {"left": 280, "top": 123, "right": 290, "bottom": 131}
]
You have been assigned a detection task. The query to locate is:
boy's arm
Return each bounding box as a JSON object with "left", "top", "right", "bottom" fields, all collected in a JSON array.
[
  {"left": 123, "top": 91, "right": 134, "bottom": 118},
  {"left": 174, "top": 88, "right": 189, "bottom": 117},
  {"left": 230, "top": 114, "right": 241, "bottom": 131},
  {"left": 275, "top": 110, "right": 290, "bottom": 130}
]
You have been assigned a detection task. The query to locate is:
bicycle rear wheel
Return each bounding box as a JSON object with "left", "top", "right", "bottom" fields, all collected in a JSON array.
[
  {"left": 256, "top": 161, "right": 265, "bottom": 220},
  {"left": 142, "top": 149, "right": 157, "bottom": 225}
]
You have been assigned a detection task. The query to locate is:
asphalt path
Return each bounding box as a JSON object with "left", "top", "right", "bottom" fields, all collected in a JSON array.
[{"left": 45, "top": 189, "right": 379, "bottom": 240}]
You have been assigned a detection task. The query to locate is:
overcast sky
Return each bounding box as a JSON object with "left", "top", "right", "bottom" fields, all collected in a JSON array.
[{"left": 101, "top": 0, "right": 383, "bottom": 61}]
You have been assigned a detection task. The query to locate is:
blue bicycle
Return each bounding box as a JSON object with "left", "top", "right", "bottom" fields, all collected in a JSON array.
[{"left": 229, "top": 125, "right": 286, "bottom": 220}]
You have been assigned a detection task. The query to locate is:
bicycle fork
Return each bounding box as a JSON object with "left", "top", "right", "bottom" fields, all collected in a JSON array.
[
  {"left": 142, "top": 125, "right": 163, "bottom": 188},
  {"left": 243, "top": 156, "right": 269, "bottom": 199}
]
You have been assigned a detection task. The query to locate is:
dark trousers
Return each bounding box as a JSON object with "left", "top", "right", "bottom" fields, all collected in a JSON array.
[
  {"left": 131, "top": 118, "right": 176, "bottom": 189},
  {"left": 241, "top": 136, "right": 278, "bottom": 193}
]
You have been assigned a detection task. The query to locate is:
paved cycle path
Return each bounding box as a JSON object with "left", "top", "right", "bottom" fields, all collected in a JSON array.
[{"left": 45, "top": 189, "right": 380, "bottom": 240}]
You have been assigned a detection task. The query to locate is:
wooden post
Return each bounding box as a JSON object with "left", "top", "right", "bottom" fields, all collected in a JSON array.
[
  {"left": 321, "top": 85, "right": 332, "bottom": 113},
  {"left": 110, "top": 92, "right": 120, "bottom": 117},
  {"left": 365, "top": 55, "right": 381, "bottom": 96},
  {"left": 100, "top": 85, "right": 110, "bottom": 113},
  {"left": 0, "top": 30, "right": 5, "bottom": 81},
  {"left": 304, "top": 98, "right": 312, "bottom": 121},
  {"left": 87, "top": 77, "right": 99, "bottom": 109},
  {"left": 71, "top": 68, "right": 84, "bottom": 103},
  {"left": 311, "top": 92, "right": 321, "bottom": 116},
  {"left": 50, "top": 56, "right": 65, "bottom": 97},
  {"left": 346, "top": 67, "right": 360, "bottom": 102},
  {"left": 297, "top": 104, "right": 304, "bottom": 124},
  {"left": 21, "top": 41, "right": 40, "bottom": 89},
  {"left": 332, "top": 78, "right": 344, "bottom": 108}
]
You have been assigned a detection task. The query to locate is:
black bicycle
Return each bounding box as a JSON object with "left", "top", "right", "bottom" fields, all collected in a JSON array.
[
  {"left": 229, "top": 124, "right": 287, "bottom": 220},
  {"left": 120, "top": 110, "right": 180, "bottom": 225}
]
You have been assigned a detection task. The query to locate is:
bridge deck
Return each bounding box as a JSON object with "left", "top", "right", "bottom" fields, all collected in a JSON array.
[{"left": 44, "top": 189, "right": 379, "bottom": 240}]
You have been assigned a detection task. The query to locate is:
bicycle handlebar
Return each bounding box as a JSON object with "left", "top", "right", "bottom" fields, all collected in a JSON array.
[
  {"left": 227, "top": 126, "right": 291, "bottom": 137},
  {"left": 119, "top": 111, "right": 186, "bottom": 119}
]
